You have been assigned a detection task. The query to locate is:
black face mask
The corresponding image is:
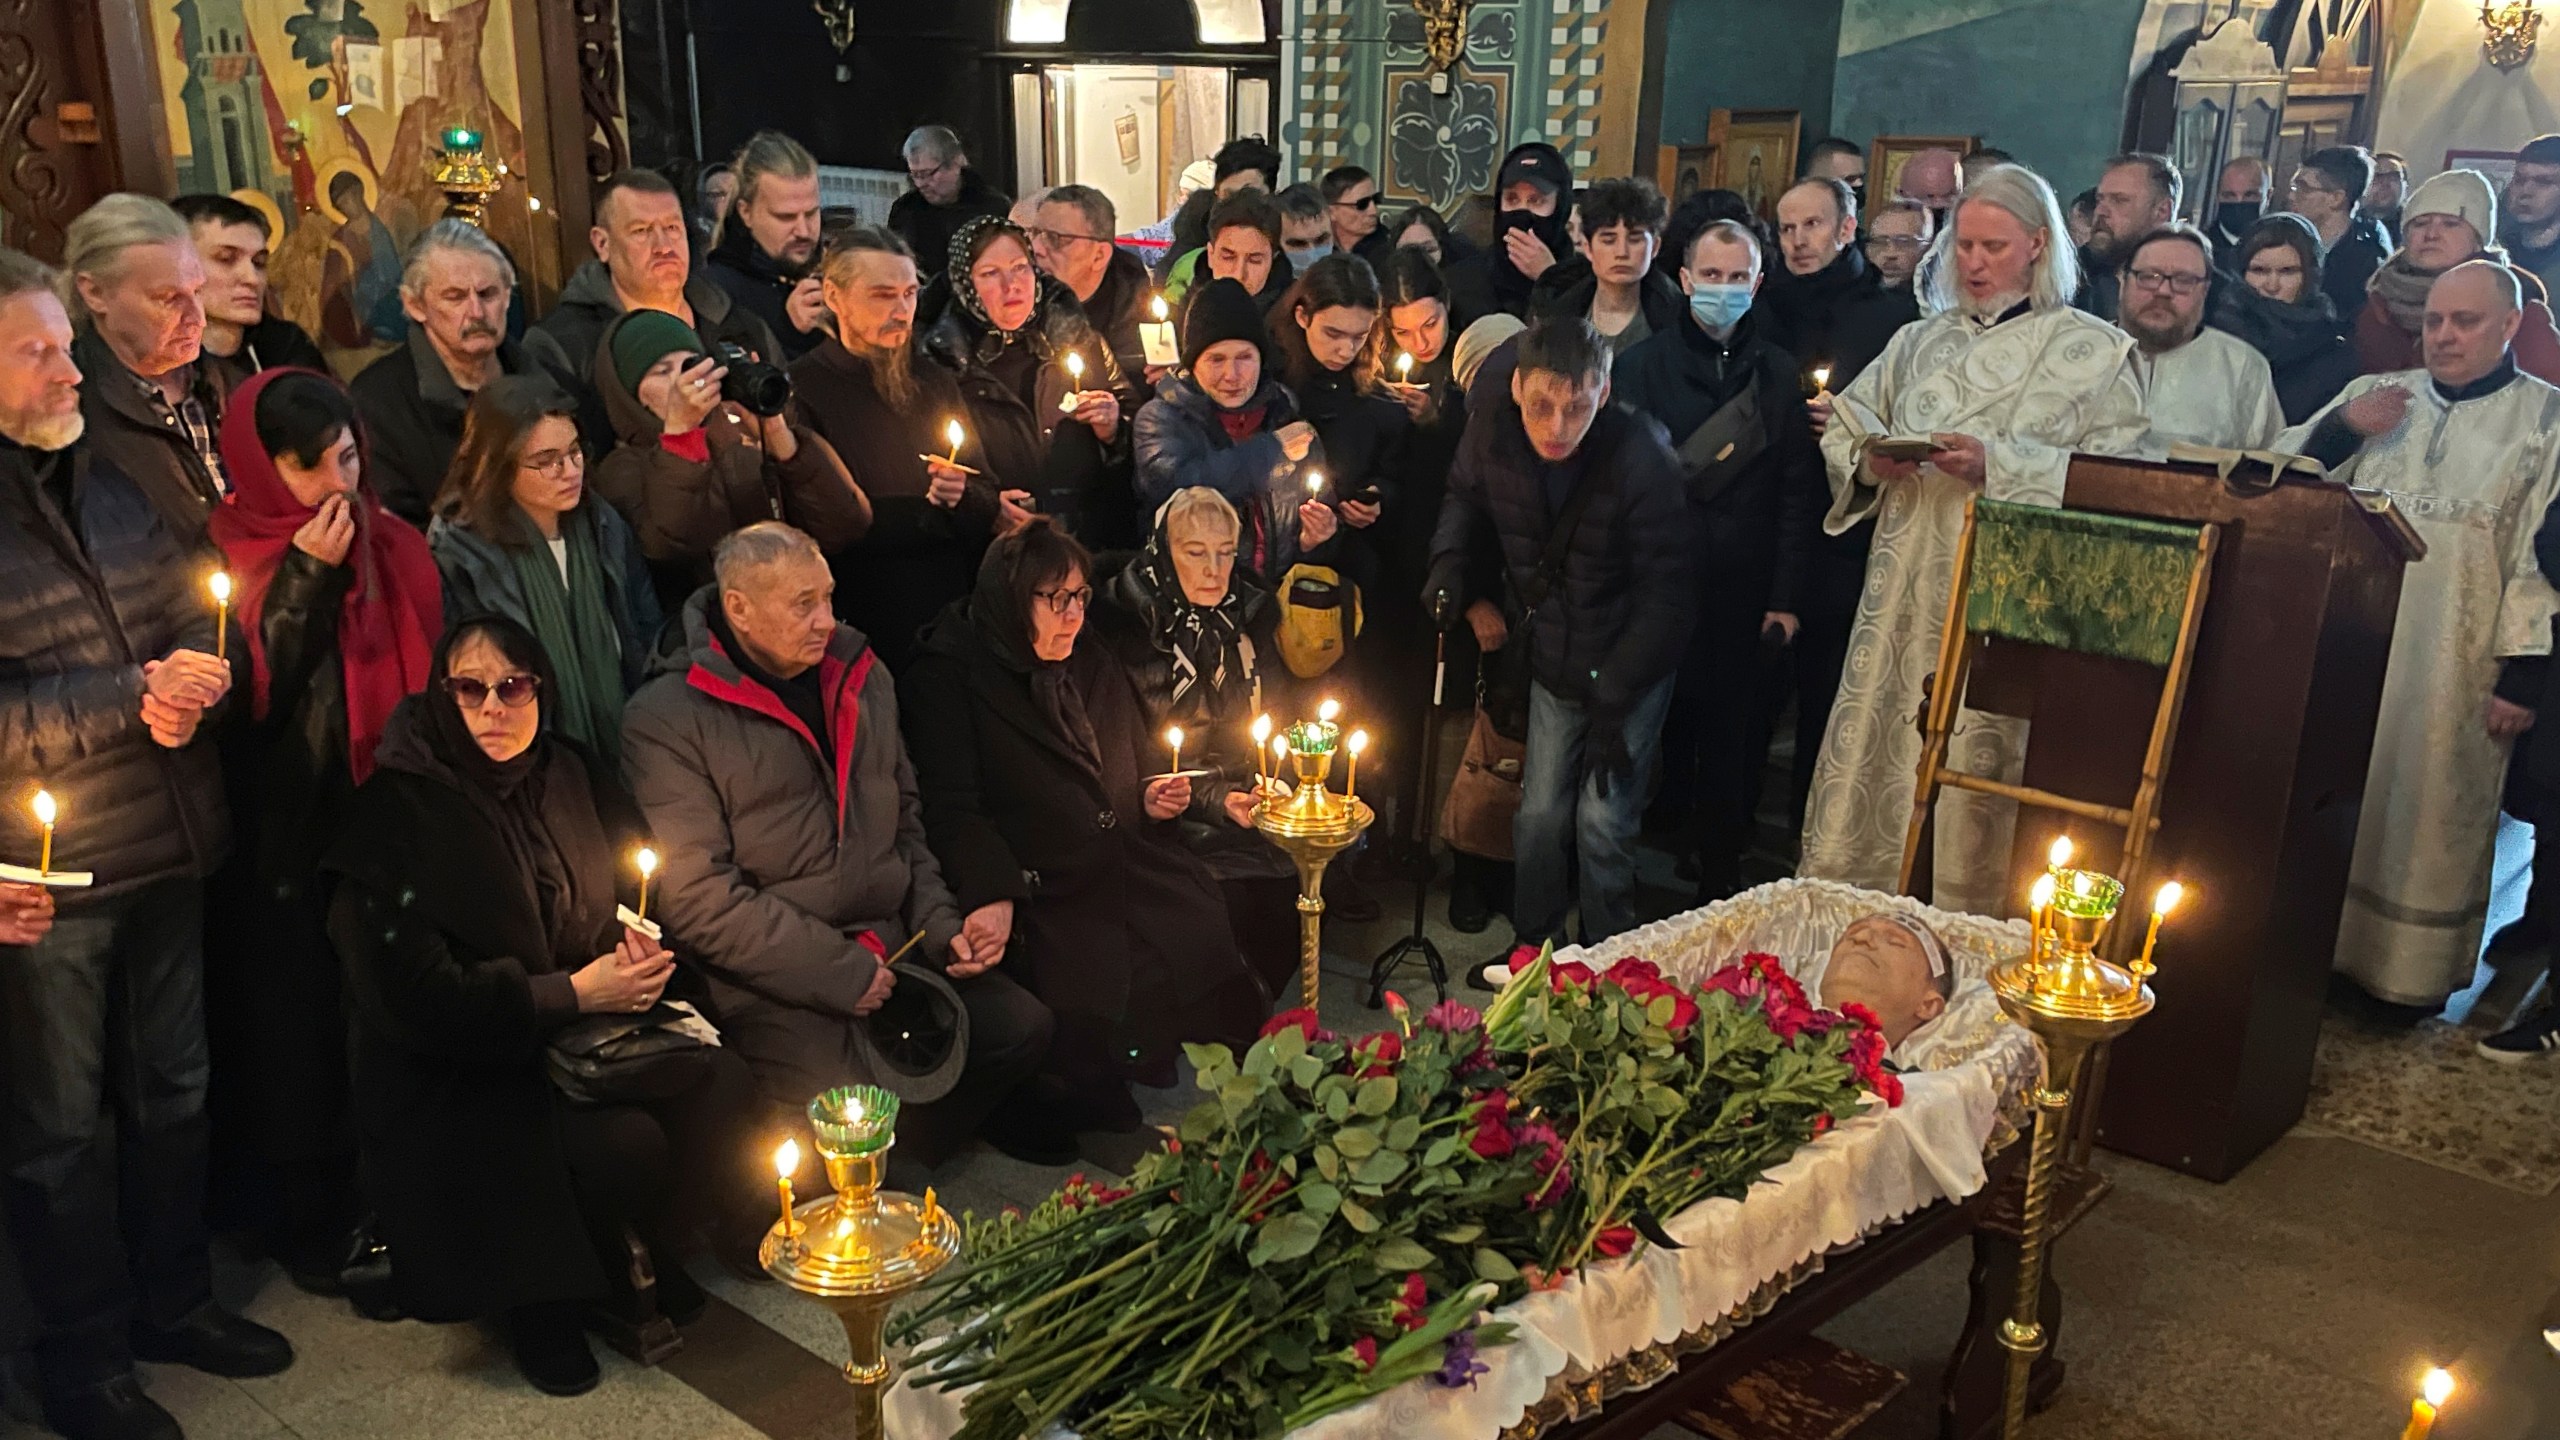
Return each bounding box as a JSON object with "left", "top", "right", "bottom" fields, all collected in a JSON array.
[
  {"left": 1496, "top": 205, "right": 1572, "bottom": 272},
  {"left": 2216, "top": 199, "right": 2263, "bottom": 234}
]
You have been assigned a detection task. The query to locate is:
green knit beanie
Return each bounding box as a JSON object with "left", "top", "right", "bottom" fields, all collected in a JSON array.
[{"left": 609, "top": 309, "right": 706, "bottom": 395}]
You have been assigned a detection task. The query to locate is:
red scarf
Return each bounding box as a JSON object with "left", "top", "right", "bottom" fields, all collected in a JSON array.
[{"left": 208, "top": 369, "right": 443, "bottom": 783}]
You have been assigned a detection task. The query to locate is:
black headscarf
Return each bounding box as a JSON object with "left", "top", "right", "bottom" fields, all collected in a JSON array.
[
  {"left": 1119, "top": 498, "right": 1262, "bottom": 722},
  {"left": 372, "top": 617, "right": 619, "bottom": 970},
  {"left": 967, "top": 525, "right": 1104, "bottom": 776}
]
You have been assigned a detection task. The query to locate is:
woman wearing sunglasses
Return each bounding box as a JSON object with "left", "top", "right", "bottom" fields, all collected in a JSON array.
[
  {"left": 429, "top": 375, "right": 664, "bottom": 764},
  {"left": 902, "top": 521, "right": 1267, "bottom": 1148},
  {"left": 202, "top": 368, "right": 442, "bottom": 1291},
  {"left": 323, "top": 618, "right": 764, "bottom": 1397}
]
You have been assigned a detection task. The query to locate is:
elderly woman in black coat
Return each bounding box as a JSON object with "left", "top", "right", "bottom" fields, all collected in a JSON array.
[
  {"left": 324, "top": 617, "right": 762, "bottom": 1398},
  {"left": 1091, "top": 486, "right": 1299, "bottom": 997},
  {"left": 903, "top": 521, "right": 1268, "bottom": 1138}
]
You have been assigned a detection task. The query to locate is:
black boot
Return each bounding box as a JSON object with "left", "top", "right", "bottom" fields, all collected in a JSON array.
[
  {"left": 132, "top": 1307, "right": 294, "bottom": 1378},
  {"left": 42, "top": 1377, "right": 181, "bottom": 1440},
  {"left": 510, "top": 1301, "right": 600, "bottom": 1397}
]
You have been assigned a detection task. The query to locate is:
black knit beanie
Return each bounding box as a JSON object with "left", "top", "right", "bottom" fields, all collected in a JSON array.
[{"left": 1182, "top": 276, "right": 1270, "bottom": 369}]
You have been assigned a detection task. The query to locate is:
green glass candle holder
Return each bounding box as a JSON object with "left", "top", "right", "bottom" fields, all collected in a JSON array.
[{"left": 809, "top": 1084, "right": 899, "bottom": 1157}]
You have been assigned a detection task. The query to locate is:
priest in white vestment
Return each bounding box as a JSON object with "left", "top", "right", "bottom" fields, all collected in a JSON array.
[
  {"left": 1803, "top": 165, "right": 2148, "bottom": 915},
  {"left": 2117, "top": 226, "right": 2285, "bottom": 456},
  {"left": 2280, "top": 260, "right": 2560, "bottom": 1005}
]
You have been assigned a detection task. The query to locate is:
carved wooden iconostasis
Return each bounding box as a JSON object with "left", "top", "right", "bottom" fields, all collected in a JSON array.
[{"left": 0, "top": 0, "right": 625, "bottom": 369}]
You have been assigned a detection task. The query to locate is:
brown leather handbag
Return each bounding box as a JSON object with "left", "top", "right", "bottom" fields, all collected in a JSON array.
[{"left": 1439, "top": 704, "right": 1525, "bottom": 860}]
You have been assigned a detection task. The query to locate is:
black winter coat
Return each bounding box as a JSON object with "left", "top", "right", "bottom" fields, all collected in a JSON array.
[
  {"left": 70, "top": 330, "right": 230, "bottom": 552},
  {"left": 322, "top": 743, "right": 646, "bottom": 1321},
  {"left": 1081, "top": 246, "right": 1160, "bottom": 411},
  {"left": 702, "top": 224, "right": 825, "bottom": 361},
  {"left": 0, "top": 440, "right": 229, "bottom": 901},
  {"left": 1533, "top": 270, "right": 1688, "bottom": 352},
  {"left": 204, "top": 318, "right": 328, "bottom": 391},
  {"left": 523, "top": 260, "right": 785, "bottom": 405},
  {"left": 888, "top": 170, "right": 1014, "bottom": 282},
  {"left": 788, "top": 337, "right": 1000, "bottom": 673},
  {"left": 1287, "top": 363, "right": 1411, "bottom": 591},
  {"left": 2212, "top": 286, "right": 2361, "bottom": 424},
  {"left": 1757, "top": 246, "right": 1919, "bottom": 390},
  {"left": 2322, "top": 215, "right": 2392, "bottom": 325},
  {"left": 901, "top": 590, "right": 1258, "bottom": 1073},
  {"left": 1611, "top": 311, "right": 1827, "bottom": 613},
  {"left": 920, "top": 287, "right": 1131, "bottom": 543},
  {"left": 349, "top": 328, "right": 591, "bottom": 527},
  {"left": 1426, "top": 400, "right": 1693, "bottom": 708}
]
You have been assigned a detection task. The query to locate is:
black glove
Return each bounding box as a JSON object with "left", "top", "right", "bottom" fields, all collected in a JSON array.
[
  {"left": 1582, "top": 697, "right": 1636, "bottom": 797},
  {"left": 1421, "top": 561, "right": 1465, "bottom": 631}
]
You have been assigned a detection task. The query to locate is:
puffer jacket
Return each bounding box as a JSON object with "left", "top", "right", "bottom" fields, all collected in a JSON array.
[
  {"left": 1132, "top": 371, "right": 1335, "bottom": 586},
  {"left": 0, "top": 441, "right": 229, "bottom": 900},
  {"left": 1425, "top": 399, "right": 1693, "bottom": 708},
  {"left": 919, "top": 281, "right": 1130, "bottom": 542},
  {"left": 620, "top": 588, "right": 962, "bottom": 1023},
  {"left": 589, "top": 309, "right": 872, "bottom": 613}
]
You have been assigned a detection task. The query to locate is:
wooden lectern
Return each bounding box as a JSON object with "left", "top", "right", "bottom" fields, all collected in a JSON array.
[{"left": 1973, "top": 455, "right": 2420, "bottom": 1180}]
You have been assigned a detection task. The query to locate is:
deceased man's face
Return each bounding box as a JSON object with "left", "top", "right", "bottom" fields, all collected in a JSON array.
[{"left": 1821, "top": 916, "right": 1949, "bottom": 1047}]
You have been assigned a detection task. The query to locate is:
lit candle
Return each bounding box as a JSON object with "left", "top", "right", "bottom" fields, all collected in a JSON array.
[
  {"left": 1060, "top": 351, "right": 1086, "bottom": 412},
  {"left": 2029, "top": 873, "right": 2057, "bottom": 964},
  {"left": 1273, "top": 734, "right": 1291, "bottom": 776},
  {"left": 30, "top": 789, "right": 55, "bottom": 876},
  {"left": 1252, "top": 713, "right": 1273, "bottom": 787},
  {"left": 634, "top": 847, "right": 659, "bottom": 924},
  {"left": 2046, "top": 834, "right": 2073, "bottom": 875},
  {"left": 1151, "top": 295, "right": 1169, "bottom": 323},
  {"left": 1812, "top": 364, "right": 1832, "bottom": 395},
  {"left": 944, "top": 419, "right": 965, "bottom": 465},
  {"left": 1396, "top": 351, "right": 1414, "bottom": 383},
  {"left": 774, "top": 1138, "right": 801, "bottom": 1237},
  {"left": 1165, "top": 725, "right": 1185, "bottom": 774},
  {"left": 1318, "top": 698, "right": 1340, "bottom": 724},
  {"left": 2402, "top": 1368, "right": 2454, "bottom": 1440},
  {"left": 1305, "top": 469, "right": 1325, "bottom": 498},
  {"left": 207, "top": 572, "right": 232, "bottom": 661},
  {"left": 2136, "top": 881, "right": 2182, "bottom": 978},
  {"left": 1142, "top": 295, "right": 1179, "bottom": 367},
  {"left": 1346, "top": 728, "right": 1368, "bottom": 802}
]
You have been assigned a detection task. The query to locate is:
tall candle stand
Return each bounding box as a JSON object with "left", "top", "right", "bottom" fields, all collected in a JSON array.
[
  {"left": 1991, "top": 867, "right": 2154, "bottom": 1439},
  {"left": 1254, "top": 716, "right": 1373, "bottom": 1010},
  {"left": 762, "top": 1085, "right": 960, "bottom": 1440}
]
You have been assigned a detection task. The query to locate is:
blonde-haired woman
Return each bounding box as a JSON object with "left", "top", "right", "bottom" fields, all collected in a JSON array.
[{"left": 1092, "top": 486, "right": 1300, "bottom": 999}]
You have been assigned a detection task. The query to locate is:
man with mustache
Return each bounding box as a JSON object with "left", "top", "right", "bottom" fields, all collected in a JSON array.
[
  {"left": 351, "top": 221, "right": 588, "bottom": 527},
  {"left": 62, "top": 194, "right": 230, "bottom": 549},
  {"left": 788, "top": 225, "right": 1001, "bottom": 672},
  {"left": 2116, "top": 224, "right": 2283, "bottom": 455}
]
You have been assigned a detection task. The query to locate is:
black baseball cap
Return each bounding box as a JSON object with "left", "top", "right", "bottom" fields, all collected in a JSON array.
[{"left": 1498, "top": 142, "right": 1573, "bottom": 200}]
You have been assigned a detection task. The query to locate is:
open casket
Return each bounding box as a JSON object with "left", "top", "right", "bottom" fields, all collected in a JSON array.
[{"left": 887, "top": 879, "right": 2046, "bottom": 1440}]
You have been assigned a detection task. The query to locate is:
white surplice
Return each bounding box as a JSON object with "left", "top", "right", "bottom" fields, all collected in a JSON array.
[
  {"left": 1802, "top": 305, "right": 2147, "bottom": 915},
  {"left": 2134, "top": 326, "right": 2285, "bottom": 457},
  {"left": 2277, "top": 369, "right": 2560, "bottom": 1004}
]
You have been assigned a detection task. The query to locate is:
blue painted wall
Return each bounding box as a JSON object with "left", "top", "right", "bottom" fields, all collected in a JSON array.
[
  {"left": 1655, "top": 0, "right": 1846, "bottom": 146},
  {"left": 1829, "top": 0, "right": 2145, "bottom": 196}
]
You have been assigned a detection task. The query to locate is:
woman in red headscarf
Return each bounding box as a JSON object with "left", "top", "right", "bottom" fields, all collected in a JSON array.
[{"left": 203, "top": 367, "right": 441, "bottom": 1293}]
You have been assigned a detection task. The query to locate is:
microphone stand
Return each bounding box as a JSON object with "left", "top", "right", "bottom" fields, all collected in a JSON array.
[{"left": 1364, "top": 623, "right": 1452, "bottom": 1006}]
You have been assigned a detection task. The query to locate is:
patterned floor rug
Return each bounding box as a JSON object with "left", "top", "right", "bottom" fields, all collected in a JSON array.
[{"left": 2299, "top": 1014, "right": 2560, "bottom": 1195}]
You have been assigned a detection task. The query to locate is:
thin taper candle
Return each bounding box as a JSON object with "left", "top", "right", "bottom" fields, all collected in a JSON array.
[
  {"left": 2028, "top": 873, "right": 2057, "bottom": 965},
  {"left": 208, "top": 571, "right": 232, "bottom": 661},
  {"left": 944, "top": 419, "right": 965, "bottom": 464},
  {"left": 2137, "top": 881, "right": 2183, "bottom": 977},
  {"left": 774, "top": 1138, "right": 801, "bottom": 1237},
  {"left": 634, "top": 847, "right": 659, "bottom": 924},
  {"left": 1346, "top": 729, "right": 1368, "bottom": 802},
  {"left": 2402, "top": 1368, "right": 2453, "bottom": 1440},
  {"left": 1251, "top": 713, "right": 1273, "bottom": 787},
  {"left": 30, "top": 789, "right": 54, "bottom": 876},
  {"left": 1165, "top": 726, "right": 1184, "bottom": 775}
]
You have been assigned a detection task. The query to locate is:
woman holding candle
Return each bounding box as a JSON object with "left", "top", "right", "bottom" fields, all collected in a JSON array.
[
  {"left": 324, "top": 619, "right": 765, "bottom": 1396},
  {"left": 905, "top": 521, "right": 1267, "bottom": 1133},
  {"left": 428, "top": 377, "right": 663, "bottom": 765},
  {"left": 1132, "top": 276, "right": 1337, "bottom": 589},
  {"left": 1092, "top": 487, "right": 1304, "bottom": 997},
  {"left": 922, "top": 217, "right": 1137, "bottom": 544},
  {"left": 201, "top": 368, "right": 443, "bottom": 1290}
]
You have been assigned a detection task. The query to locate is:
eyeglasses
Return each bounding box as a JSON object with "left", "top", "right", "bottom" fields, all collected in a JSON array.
[
  {"left": 1028, "top": 226, "right": 1109, "bottom": 248},
  {"left": 1331, "top": 193, "right": 1379, "bottom": 211},
  {"left": 443, "top": 673, "right": 542, "bottom": 709},
  {"left": 2287, "top": 176, "right": 2341, "bottom": 196},
  {"left": 907, "top": 159, "right": 955, "bottom": 186},
  {"left": 1864, "top": 235, "right": 1925, "bottom": 253},
  {"left": 1031, "top": 585, "right": 1093, "bottom": 616},
  {"left": 2126, "top": 267, "right": 2210, "bottom": 295},
  {"left": 519, "top": 446, "right": 583, "bottom": 478}
]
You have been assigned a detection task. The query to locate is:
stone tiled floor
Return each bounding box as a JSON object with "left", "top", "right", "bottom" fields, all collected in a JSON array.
[{"left": 6, "top": 819, "right": 2557, "bottom": 1439}]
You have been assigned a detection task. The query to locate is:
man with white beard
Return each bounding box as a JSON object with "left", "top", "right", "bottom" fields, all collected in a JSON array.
[
  {"left": 2115, "top": 224, "right": 2283, "bottom": 455},
  {"left": 2282, "top": 260, "right": 2560, "bottom": 1009},
  {"left": 1802, "top": 164, "right": 2147, "bottom": 913}
]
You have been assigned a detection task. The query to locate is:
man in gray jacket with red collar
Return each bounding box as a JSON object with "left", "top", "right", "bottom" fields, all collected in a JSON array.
[{"left": 619, "top": 523, "right": 1057, "bottom": 1170}]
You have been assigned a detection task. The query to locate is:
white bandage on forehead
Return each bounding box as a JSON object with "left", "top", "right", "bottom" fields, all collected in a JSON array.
[{"left": 1866, "top": 913, "right": 1948, "bottom": 979}]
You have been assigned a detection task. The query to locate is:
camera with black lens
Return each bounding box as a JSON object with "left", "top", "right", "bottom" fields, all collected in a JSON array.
[{"left": 713, "top": 342, "right": 792, "bottom": 418}]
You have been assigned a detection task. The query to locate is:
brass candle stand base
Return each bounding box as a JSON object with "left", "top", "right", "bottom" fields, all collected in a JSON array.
[
  {"left": 764, "top": 1087, "right": 960, "bottom": 1440},
  {"left": 1255, "top": 746, "right": 1374, "bottom": 1010},
  {"left": 1988, "top": 869, "right": 2153, "bottom": 1440}
]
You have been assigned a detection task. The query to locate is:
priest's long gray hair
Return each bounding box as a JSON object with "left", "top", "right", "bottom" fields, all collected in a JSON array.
[{"left": 1916, "top": 163, "right": 2081, "bottom": 318}]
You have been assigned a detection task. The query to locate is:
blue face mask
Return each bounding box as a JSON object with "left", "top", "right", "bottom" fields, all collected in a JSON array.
[
  {"left": 1293, "top": 243, "right": 1335, "bottom": 273},
  {"left": 1688, "top": 282, "right": 1754, "bottom": 331}
]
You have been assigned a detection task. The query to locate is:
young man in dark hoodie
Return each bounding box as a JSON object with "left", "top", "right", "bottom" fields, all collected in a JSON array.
[
  {"left": 1447, "top": 143, "right": 1576, "bottom": 326},
  {"left": 704, "top": 131, "right": 831, "bottom": 361},
  {"left": 1532, "top": 176, "right": 1684, "bottom": 357}
]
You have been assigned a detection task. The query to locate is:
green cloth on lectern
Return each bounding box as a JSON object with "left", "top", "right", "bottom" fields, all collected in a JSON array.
[{"left": 1963, "top": 499, "right": 2206, "bottom": 668}]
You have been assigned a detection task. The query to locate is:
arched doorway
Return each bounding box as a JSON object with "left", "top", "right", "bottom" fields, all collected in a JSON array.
[{"left": 998, "top": 0, "right": 1279, "bottom": 236}]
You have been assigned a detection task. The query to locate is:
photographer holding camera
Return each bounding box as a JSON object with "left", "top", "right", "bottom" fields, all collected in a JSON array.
[{"left": 592, "top": 309, "right": 874, "bottom": 612}]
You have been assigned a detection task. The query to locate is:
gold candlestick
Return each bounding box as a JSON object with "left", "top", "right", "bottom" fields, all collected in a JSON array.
[
  {"left": 431, "top": 125, "right": 501, "bottom": 226},
  {"left": 764, "top": 1085, "right": 958, "bottom": 1440},
  {"left": 1991, "top": 864, "right": 2154, "bottom": 1440},
  {"left": 1254, "top": 721, "right": 1372, "bottom": 1010}
]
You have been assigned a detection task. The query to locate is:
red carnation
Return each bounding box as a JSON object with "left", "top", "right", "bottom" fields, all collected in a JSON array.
[{"left": 1393, "top": 1272, "right": 1430, "bottom": 1331}]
